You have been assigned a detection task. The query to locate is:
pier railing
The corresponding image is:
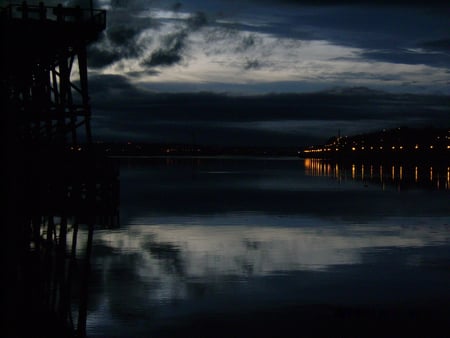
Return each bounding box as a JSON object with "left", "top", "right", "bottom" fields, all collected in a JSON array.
[{"left": 1, "top": 2, "right": 106, "bottom": 29}]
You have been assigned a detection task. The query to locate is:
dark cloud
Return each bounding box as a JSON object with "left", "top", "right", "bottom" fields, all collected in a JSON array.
[
  {"left": 89, "top": 75, "right": 450, "bottom": 122},
  {"left": 172, "top": 2, "right": 183, "bottom": 11},
  {"left": 252, "top": 0, "right": 450, "bottom": 5},
  {"left": 163, "top": 32, "right": 188, "bottom": 53},
  {"left": 128, "top": 69, "right": 161, "bottom": 77},
  {"left": 241, "top": 35, "right": 256, "bottom": 48},
  {"left": 187, "top": 11, "right": 208, "bottom": 30},
  {"left": 244, "top": 58, "right": 261, "bottom": 70},
  {"left": 107, "top": 25, "right": 141, "bottom": 46},
  {"left": 235, "top": 34, "right": 263, "bottom": 53},
  {"left": 87, "top": 30, "right": 144, "bottom": 68},
  {"left": 229, "top": 4, "right": 450, "bottom": 67},
  {"left": 110, "top": 0, "right": 130, "bottom": 8},
  {"left": 88, "top": 74, "right": 450, "bottom": 146},
  {"left": 78, "top": 0, "right": 450, "bottom": 92},
  {"left": 87, "top": 45, "right": 122, "bottom": 68},
  {"left": 86, "top": 9, "right": 153, "bottom": 68},
  {"left": 142, "top": 48, "right": 183, "bottom": 67},
  {"left": 419, "top": 39, "right": 450, "bottom": 52},
  {"left": 109, "top": 0, "right": 151, "bottom": 10},
  {"left": 88, "top": 74, "right": 142, "bottom": 98},
  {"left": 108, "top": 27, "right": 145, "bottom": 59},
  {"left": 360, "top": 48, "right": 450, "bottom": 67},
  {"left": 50, "top": 0, "right": 449, "bottom": 147},
  {"left": 84, "top": 2, "right": 159, "bottom": 69},
  {"left": 140, "top": 11, "right": 208, "bottom": 68},
  {"left": 64, "top": 0, "right": 102, "bottom": 7},
  {"left": 141, "top": 31, "right": 187, "bottom": 67}
]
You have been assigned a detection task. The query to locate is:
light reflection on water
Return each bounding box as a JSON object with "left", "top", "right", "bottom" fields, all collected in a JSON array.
[
  {"left": 304, "top": 158, "right": 450, "bottom": 190},
  {"left": 87, "top": 158, "right": 450, "bottom": 337}
]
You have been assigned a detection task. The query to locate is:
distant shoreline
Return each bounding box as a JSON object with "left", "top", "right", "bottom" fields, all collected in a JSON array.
[
  {"left": 300, "top": 126, "right": 449, "bottom": 165},
  {"left": 105, "top": 154, "right": 449, "bottom": 169},
  {"left": 108, "top": 154, "right": 300, "bottom": 160}
]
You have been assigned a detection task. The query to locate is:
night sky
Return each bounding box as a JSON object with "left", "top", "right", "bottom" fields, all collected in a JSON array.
[{"left": 15, "top": 0, "right": 450, "bottom": 146}]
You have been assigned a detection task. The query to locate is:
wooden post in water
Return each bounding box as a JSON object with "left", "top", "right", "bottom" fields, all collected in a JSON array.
[
  {"left": 77, "top": 221, "right": 94, "bottom": 337},
  {"left": 77, "top": 43, "right": 92, "bottom": 143}
]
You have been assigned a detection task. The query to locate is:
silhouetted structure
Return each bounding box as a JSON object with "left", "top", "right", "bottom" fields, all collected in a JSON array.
[
  {"left": 1, "top": 3, "right": 116, "bottom": 337},
  {"left": 1, "top": 2, "right": 105, "bottom": 144}
]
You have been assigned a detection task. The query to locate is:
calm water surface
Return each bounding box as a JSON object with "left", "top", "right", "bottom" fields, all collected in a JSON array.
[{"left": 86, "top": 157, "right": 450, "bottom": 337}]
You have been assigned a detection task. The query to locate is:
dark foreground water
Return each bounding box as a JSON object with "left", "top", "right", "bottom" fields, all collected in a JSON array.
[{"left": 85, "top": 157, "right": 450, "bottom": 337}]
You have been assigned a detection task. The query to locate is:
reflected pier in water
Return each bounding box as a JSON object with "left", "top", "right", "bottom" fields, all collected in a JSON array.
[{"left": 14, "top": 151, "right": 120, "bottom": 338}]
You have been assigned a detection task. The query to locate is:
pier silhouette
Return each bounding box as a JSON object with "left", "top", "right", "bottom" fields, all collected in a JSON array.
[
  {"left": 1, "top": 2, "right": 105, "bottom": 144},
  {"left": 2, "top": 3, "right": 118, "bottom": 337}
]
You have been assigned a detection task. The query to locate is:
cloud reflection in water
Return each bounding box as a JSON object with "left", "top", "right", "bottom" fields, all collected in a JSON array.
[{"left": 92, "top": 215, "right": 449, "bottom": 303}]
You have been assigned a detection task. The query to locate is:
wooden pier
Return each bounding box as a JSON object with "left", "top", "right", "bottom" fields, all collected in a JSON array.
[
  {"left": 2, "top": 3, "right": 117, "bottom": 337},
  {"left": 1, "top": 2, "right": 106, "bottom": 144}
]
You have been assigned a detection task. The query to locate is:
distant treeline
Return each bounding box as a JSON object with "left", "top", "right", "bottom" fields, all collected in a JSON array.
[{"left": 302, "top": 127, "right": 449, "bottom": 162}]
